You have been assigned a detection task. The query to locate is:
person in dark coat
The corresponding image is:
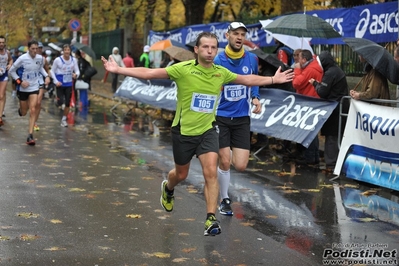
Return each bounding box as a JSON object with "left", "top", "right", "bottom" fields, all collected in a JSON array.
[
  {"left": 75, "top": 50, "right": 92, "bottom": 91},
  {"left": 309, "top": 50, "right": 349, "bottom": 171}
]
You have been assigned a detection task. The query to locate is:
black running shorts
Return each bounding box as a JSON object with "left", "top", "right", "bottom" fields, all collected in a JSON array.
[
  {"left": 17, "top": 90, "right": 39, "bottom": 101},
  {"left": 216, "top": 116, "right": 251, "bottom": 150},
  {"left": 56, "top": 86, "right": 72, "bottom": 107},
  {"left": 171, "top": 125, "right": 219, "bottom": 165}
]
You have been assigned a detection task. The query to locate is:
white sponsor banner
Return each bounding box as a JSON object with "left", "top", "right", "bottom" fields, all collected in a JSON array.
[{"left": 334, "top": 100, "right": 399, "bottom": 191}]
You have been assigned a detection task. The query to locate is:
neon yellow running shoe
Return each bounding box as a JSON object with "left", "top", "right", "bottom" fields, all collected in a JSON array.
[
  {"left": 160, "top": 180, "right": 174, "bottom": 212},
  {"left": 204, "top": 215, "right": 221, "bottom": 236},
  {"left": 34, "top": 124, "right": 40, "bottom": 131}
]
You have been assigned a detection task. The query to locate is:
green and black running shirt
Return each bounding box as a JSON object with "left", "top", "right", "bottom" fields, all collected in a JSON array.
[{"left": 165, "top": 60, "right": 237, "bottom": 136}]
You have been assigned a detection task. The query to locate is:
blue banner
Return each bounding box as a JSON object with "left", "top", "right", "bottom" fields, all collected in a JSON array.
[
  {"left": 149, "top": 2, "right": 398, "bottom": 47},
  {"left": 115, "top": 77, "right": 338, "bottom": 148},
  {"left": 115, "top": 77, "right": 177, "bottom": 111},
  {"left": 250, "top": 89, "right": 338, "bottom": 148}
]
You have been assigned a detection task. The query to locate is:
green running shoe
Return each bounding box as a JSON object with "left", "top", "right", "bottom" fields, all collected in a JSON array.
[
  {"left": 160, "top": 180, "right": 174, "bottom": 212},
  {"left": 204, "top": 215, "right": 221, "bottom": 236}
]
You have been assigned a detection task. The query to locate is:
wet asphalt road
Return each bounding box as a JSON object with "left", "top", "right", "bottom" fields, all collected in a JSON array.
[{"left": 0, "top": 88, "right": 398, "bottom": 266}]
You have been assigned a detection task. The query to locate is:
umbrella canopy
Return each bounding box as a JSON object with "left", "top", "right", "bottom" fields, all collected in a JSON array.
[
  {"left": 272, "top": 34, "right": 314, "bottom": 54},
  {"left": 18, "top": 46, "right": 28, "bottom": 52},
  {"left": 72, "top": 42, "right": 96, "bottom": 60},
  {"left": 163, "top": 46, "right": 195, "bottom": 62},
  {"left": 263, "top": 14, "right": 341, "bottom": 39},
  {"left": 343, "top": 37, "right": 399, "bottom": 85},
  {"left": 48, "top": 43, "right": 62, "bottom": 52},
  {"left": 260, "top": 19, "right": 314, "bottom": 54},
  {"left": 150, "top": 39, "right": 187, "bottom": 51},
  {"left": 249, "top": 49, "right": 286, "bottom": 70}
]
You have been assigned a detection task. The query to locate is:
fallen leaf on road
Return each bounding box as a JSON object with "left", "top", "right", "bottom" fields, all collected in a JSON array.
[
  {"left": 69, "top": 188, "right": 86, "bottom": 192},
  {"left": 172, "top": 258, "right": 189, "bottom": 262},
  {"left": 182, "top": 247, "right": 196, "bottom": 253},
  {"left": 319, "top": 184, "right": 333, "bottom": 188},
  {"left": 361, "top": 190, "right": 377, "bottom": 197},
  {"left": 20, "top": 234, "right": 40, "bottom": 241},
  {"left": 82, "top": 176, "right": 96, "bottom": 181},
  {"left": 265, "top": 215, "right": 278, "bottom": 219},
  {"left": 240, "top": 221, "right": 255, "bottom": 226},
  {"left": 17, "top": 212, "right": 39, "bottom": 219},
  {"left": 126, "top": 214, "right": 142, "bottom": 218},
  {"left": 356, "top": 217, "right": 377, "bottom": 222},
  {"left": 268, "top": 169, "right": 280, "bottom": 173},
  {"left": 282, "top": 189, "right": 300, "bottom": 193},
  {"left": 44, "top": 247, "right": 67, "bottom": 251},
  {"left": 179, "top": 218, "right": 195, "bottom": 221},
  {"left": 0, "top": 236, "right": 10, "bottom": 241},
  {"left": 343, "top": 184, "right": 359, "bottom": 188},
  {"left": 276, "top": 184, "right": 292, "bottom": 190},
  {"left": 49, "top": 219, "right": 63, "bottom": 224},
  {"left": 82, "top": 194, "right": 96, "bottom": 199},
  {"left": 22, "top": 180, "right": 36, "bottom": 183},
  {"left": 143, "top": 252, "right": 170, "bottom": 258},
  {"left": 111, "top": 201, "right": 124, "bottom": 206}
]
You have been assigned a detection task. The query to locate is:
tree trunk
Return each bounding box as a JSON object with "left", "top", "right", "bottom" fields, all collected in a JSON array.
[
  {"left": 182, "top": 0, "right": 208, "bottom": 26},
  {"left": 164, "top": 0, "right": 172, "bottom": 30}
]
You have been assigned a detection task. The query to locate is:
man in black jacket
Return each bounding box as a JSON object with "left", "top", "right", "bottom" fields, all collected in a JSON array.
[{"left": 309, "top": 51, "right": 349, "bottom": 171}]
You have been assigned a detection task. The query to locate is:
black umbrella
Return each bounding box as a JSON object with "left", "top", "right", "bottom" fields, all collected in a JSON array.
[
  {"left": 72, "top": 42, "right": 96, "bottom": 60},
  {"left": 343, "top": 37, "right": 399, "bottom": 85},
  {"left": 264, "top": 13, "right": 341, "bottom": 39},
  {"left": 249, "top": 49, "right": 287, "bottom": 70}
]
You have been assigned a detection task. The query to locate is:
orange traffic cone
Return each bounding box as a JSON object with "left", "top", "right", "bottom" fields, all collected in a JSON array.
[{"left": 67, "top": 86, "right": 76, "bottom": 125}]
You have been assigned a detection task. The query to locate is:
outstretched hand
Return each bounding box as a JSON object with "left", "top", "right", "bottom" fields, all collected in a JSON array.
[
  {"left": 101, "top": 56, "right": 118, "bottom": 73},
  {"left": 273, "top": 67, "right": 294, "bottom": 84}
]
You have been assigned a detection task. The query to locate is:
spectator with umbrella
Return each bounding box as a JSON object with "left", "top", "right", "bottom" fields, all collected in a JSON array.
[
  {"left": 309, "top": 51, "right": 349, "bottom": 171},
  {"left": 349, "top": 56, "right": 390, "bottom": 105},
  {"left": 75, "top": 50, "right": 92, "bottom": 90},
  {"left": 344, "top": 38, "right": 392, "bottom": 105}
]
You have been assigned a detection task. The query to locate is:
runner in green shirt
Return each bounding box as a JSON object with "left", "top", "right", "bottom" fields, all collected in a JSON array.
[{"left": 102, "top": 32, "right": 293, "bottom": 236}]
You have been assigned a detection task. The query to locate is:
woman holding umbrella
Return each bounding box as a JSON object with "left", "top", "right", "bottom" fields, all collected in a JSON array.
[{"left": 349, "top": 55, "right": 390, "bottom": 105}]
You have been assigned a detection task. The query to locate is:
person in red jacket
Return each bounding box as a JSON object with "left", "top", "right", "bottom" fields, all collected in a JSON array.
[
  {"left": 292, "top": 49, "right": 323, "bottom": 166},
  {"left": 122, "top": 51, "right": 135, "bottom": 68},
  {"left": 293, "top": 49, "right": 323, "bottom": 98}
]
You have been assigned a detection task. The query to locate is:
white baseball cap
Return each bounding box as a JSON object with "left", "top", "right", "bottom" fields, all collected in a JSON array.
[
  {"left": 227, "top": 22, "right": 248, "bottom": 32},
  {"left": 143, "top": 45, "right": 150, "bottom": 52}
]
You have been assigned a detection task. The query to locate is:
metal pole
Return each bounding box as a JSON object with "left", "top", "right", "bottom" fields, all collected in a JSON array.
[{"left": 89, "top": 0, "right": 92, "bottom": 48}]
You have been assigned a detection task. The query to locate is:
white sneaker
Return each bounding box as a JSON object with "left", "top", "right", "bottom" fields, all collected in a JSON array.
[
  {"left": 61, "top": 119, "right": 68, "bottom": 127},
  {"left": 11, "top": 91, "right": 16, "bottom": 98}
]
